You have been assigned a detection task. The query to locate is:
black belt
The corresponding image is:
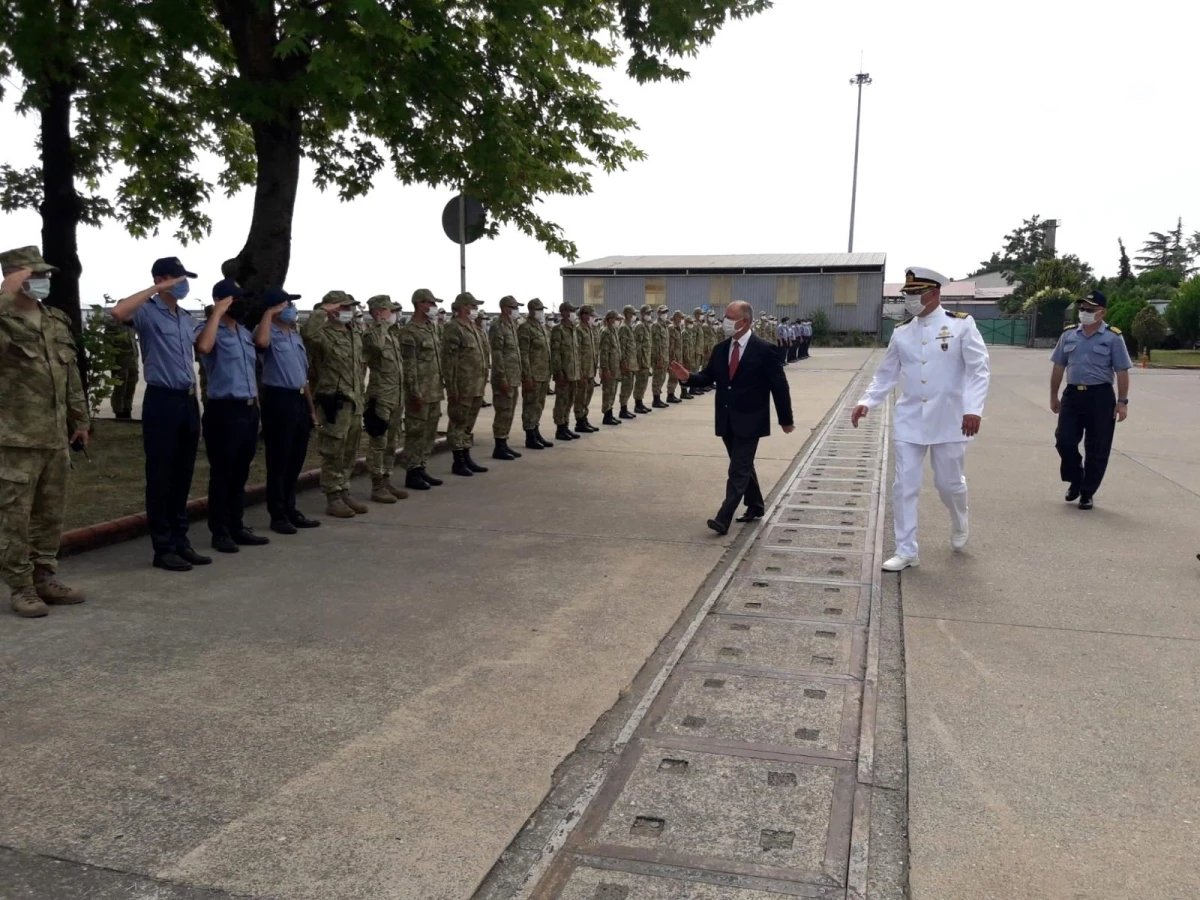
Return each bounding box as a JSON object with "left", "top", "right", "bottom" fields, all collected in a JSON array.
[
  {"left": 206, "top": 397, "right": 257, "bottom": 406},
  {"left": 1066, "top": 383, "right": 1112, "bottom": 391},
  {"left": 263, "top": 384, "right": 307, "bottom": 394},
  {"left": 146, "top": 384, "right": 196, "bottom": 397}
]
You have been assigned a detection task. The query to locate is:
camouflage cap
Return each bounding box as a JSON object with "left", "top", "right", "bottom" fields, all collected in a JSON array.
[
  {"left": 527, "top": 298, "right": 545, "bottom": 311},
  {"left": 672, "top": 309, "right": 684, "bottom": 319},
  {"left": 452, "top": 291, "right": 481, "bottom": 310},
  {"left": 367, "top": 294, "right": 401, "bottom": 312},
  {"left": 579, "top": 304, "right": 595, "bottom": 315},
  {"left": 639, "top": 304, "right": 652, "bottom": 314},
  {"left": 500, "top": 294, "right": 522, "bottom": 309},
  {"left": 559, "top": 300, "right": 578, "bottom": 313},
  {"left": 0, "top": 245, "right": 59, "bottom": 274},
  {"left": 411, "top": 287, "right": 441, "bottom": 305},
  {"left": 622, "top": 304, "right": 636, "bottom": 315},
  {"left": 693, "top": 307, "right": 704, "bottom": 315},
  {"left": 656, "top": 304, "right": 670, "bottom": 315},
  {"left": 605, "top": 310, "right": 619, "bottom": 321},
  {"left": 321, "top": 290, "right": 358, "bottom": 308}
]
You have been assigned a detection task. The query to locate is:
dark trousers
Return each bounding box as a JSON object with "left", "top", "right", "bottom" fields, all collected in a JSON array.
[
  {"left": 202, "top": 399, "right": 260, "bottom": 537},
  {"left": 1055, "top": 384, "right": 1116, "bottom": 495},
  {"left": 799, "top": 338, "right": 810, "bottom": 359},
  {"left": 717, "top": 433, "right": 764, "bottom": 525},
  {"left": 261, "top": 386, "right": 313, "bottom": 521},
  {"left": 142, "top": 385, "right": 201, "bottom": 553}
]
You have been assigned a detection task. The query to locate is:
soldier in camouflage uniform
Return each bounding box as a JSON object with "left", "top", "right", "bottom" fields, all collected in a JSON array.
[
  {"left": 105, "top": 307, "right": 139, "bottom": 419},
  {"left": 518, "top": 298, "right": 554, "bottom": 449},
  {"left": 666, "top": 309, "right": 685, "bottom": 403},
  {"left": 489, "top": 294, "right": 524, "bottom": 460},
  {"left": 363, "top": 294, "right": 408, "bottom": 504},
  {"left": 573, "top": 304, "right": 600, "bottom": 433},
  {"left": 398, "top": 288, "right": 445, "bottom": 489},
  {"left": 633, "top": 303, "right": 653, "bottom": 414},
  {"left": 442, "top": 292, "right": 490, "bottom": 477},
  {"left": 550, "top": 300, "right": 582, "bottom": 441},
  {"left": 691, "top": 308, "right": 712, "bottom": 394},
  {"left": 303, "top": 291, "right": 368, "bottom": 518},
  {"left": 476, "top": 309, "right": 493, "bottom": 409},
  {"left": 0, "top": 247, "right": 90, "bottom": 618},
  {"left": 650, "top": 304, "right": 670, "bottom": 408},
  {"left": 618, "top": 304, "right": 638, "bottom": 419},
  {"left": 598, "top": 310, "right": 623, "bottom": 426},
  {"left": 679, "top": 315, "right": 696, "bottom": 400}
]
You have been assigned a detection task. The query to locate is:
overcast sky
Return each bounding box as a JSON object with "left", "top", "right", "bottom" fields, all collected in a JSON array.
[{"left": 2, "top": 1, "right": 1197, "bottom": 310}]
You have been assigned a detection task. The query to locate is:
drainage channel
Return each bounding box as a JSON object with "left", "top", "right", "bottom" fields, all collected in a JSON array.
[{"left": 497, "top": 364, "right": 891, "bottom": 900}]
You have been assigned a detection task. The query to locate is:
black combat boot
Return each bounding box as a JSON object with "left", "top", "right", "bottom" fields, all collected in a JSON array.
[
  {"left": 619, "top": 406, "right": 635, "bottom": 420},
  {"left": 577, "top": 418, "right": 598, "bottom": 433},
  {"left": 405, "top": 468, "right": 431, "bottom": 490},
  {"left": 451, "top": 449, "right": 474, "bottom": 476},
  {"left": 634, "top": 400, "right": 651, "bottom": 414},
  {"left": 603, "top": 410, "right": 621, "bottom": 426},
  {"left": 493, "top": 438, "right": 521, "bottom": 459},
  {"left": 464, "top": 449, "right": 489, "bottom": 472},
  {"left": 421, "top": 469, "right": 444, "bottom": 486},
  {"left": 535, "top": 427, "right": 554, "bottom": 448},
  {"left": 652, "top": 394, "right": 668, "bottom": 409},
  {"left": 681, "top": 387, "right": 694, "bottom": 399},
  {"left": 555, "top": 423, "right": 576, "bottom": 441},
  {"left": 666, "top": 392, "right": 681, "bottom": 404},
  {"left": 525, "top": 428, "right": 544, "bottom": 450}
]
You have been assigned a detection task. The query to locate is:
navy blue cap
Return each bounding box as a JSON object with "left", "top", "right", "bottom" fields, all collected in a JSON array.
[
  {"left": 151, "top": 256, "right": 197, "bottom": 278},
  {"left": 211, "top": 278, "right": 251, "bottom": 300},
  {"left": 263, "top": 286, "right": 301, "bottom": 307},
  {"left": 1081, "top": 289, "right": 1107, "bottom": 308}
]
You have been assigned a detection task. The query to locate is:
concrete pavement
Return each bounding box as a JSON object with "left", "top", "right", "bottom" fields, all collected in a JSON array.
[
  {"left": 901, "top": 348, "right": 1200, "bottom": 900},
  {"left": 0, "top": 350, "right": 872, "bottom": 900}
]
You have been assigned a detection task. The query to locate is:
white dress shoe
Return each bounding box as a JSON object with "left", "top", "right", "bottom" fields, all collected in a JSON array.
[
  {"left": 881, "top": 555, "right": 919, "bottom": 572},
  {"left": 951, "top": 530, "right": 969, "bottom": 551}
]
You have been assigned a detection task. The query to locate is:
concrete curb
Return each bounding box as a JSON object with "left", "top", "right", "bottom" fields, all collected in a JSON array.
[{"left": 59, "top": 438, "right": 450, "bottom": 558}]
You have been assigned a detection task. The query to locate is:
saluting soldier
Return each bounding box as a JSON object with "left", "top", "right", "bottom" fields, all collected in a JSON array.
[
  {"left": 442, "top": 292, "right": 490, "bottom": 477},
  {"left": 598, "top": 310, "right": 623, "bottom": 426},
  {"left": 0, "top": 246, "right": 90, "bottom": 617},
  {"left": 398, "top": 288, "right": 446, "bottom": 489},
  {"left": 573, "top": 304, "right": 600, "bottom": 433},
  {"left": 550, "top": 300, "right": 582, "bottom": 442},
  {"left": 618, "top": 304, "right": 639, "bottom": 419},
  {"left": 633, "top": 303, "right": 653, "bottom": 413},
  {"left": 853, "top": 267, "right": 991, "bottom": 572},
  {"left": 303, "top": 290, "right": 368, "bottom": 518},
  {"left": 518, "top": 298, "right": 554, "bottom": 449},
  {"left": 1049, "top": 289, "right": 1132, "bottom": 510},
  {"left": 650, "top": 304, "right": 670, "bottom": 408},
  {"left": 362, "top": 294, "right": 408, "bottom": 504},
  {"left": 489, "top": 295, "right": 524, "bottom": 460}
]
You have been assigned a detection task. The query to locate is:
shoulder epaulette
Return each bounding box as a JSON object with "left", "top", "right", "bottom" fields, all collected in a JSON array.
[
  {"left": 1109, "top": 326, "right": 1121, "bottom": 335},
  {"left": 894, "top": 317, "right": 914, "bottom": 328},
  {"left": 948, "top": 310, "right": 969, "bottom": 319},
  {"left": 1064, "top": 323, "right": 1075, "bottom": 330}
]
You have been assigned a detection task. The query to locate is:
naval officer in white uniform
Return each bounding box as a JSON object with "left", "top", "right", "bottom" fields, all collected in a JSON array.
[{"left": 852, "top": 267, "right": 991, "bottom": 571}]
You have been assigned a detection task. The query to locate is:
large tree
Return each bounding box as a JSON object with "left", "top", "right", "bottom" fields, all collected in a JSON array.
[
  {"left": 0, "top": 0, "right": 219, "bottom": 333},
  {"left": 200, "top": 0, "right": 772, "bottom": 291},
  {"left": 971, "top": 214, "right": 1056, "bottom": 278},
  {"left": 1117, "top": 238, "right": 1133, "bottom": 283},
  {"left": 1165, "top": 277, "right": 1200, "bottom": 347},
  {"left": 1134, "top": 218, "right": 1191, "bottom": 275}
]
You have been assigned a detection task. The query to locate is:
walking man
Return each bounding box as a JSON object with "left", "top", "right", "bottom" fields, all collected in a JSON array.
[
  {"left": 489, "top": 295, "right": 524, "bottom": 460},
  {"left": 398, "top": 288, "right": 446, "bottom": 489},
  {"left": 852, "top": 267, "right": 991, "bottom": 571},
  {"left": 598, "top": 310, "right": 623, "bottom": 426},
  {"left": 618, "top": 304, "right": 639, "bottom": 418},
  {"left": 518, "top": 298, "right": 554, "bottom": 449},
  {"left": 363, "top": 294, "right": 408, "bottom": 503},
  {"left": 442, "top": 292, "right": 490, "bottom": 476},
  {"left": 550, "top": 301, "right": 582, "bottom": 441},
  {"left": 1049, "top": 289, "right": 1131, "bottom": 509},
  {"left": 1, "top": 246, "right": 90, "bottom": 616}
]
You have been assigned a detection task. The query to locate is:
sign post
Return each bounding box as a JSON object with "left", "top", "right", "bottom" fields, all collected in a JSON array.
[{"left": 442, "top": 194, "right": 487, "bottom": 295}]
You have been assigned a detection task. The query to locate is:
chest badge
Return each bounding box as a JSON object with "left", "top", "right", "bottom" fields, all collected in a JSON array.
[{"left": 937, "top": 325, "right": 953, "bottom": 351}]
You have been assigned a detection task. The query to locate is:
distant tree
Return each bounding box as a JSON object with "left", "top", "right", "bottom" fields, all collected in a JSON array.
[
  {"left": 1105, "top": 295, "right": 1148, "bottom": 336},
  {"left": 999, "top": 254, "right": 1094, "bottom": 316},
  {"left": 1117, "top": 238, "right": 1134, "bottom": 283},
  {"left": 1165, "top": 277, "right": 1200, "bottom": 347},
  {"left": 1188, "top": 230, "right": 1200, "bottom": 267},
  {"left": 971, "top": 214, "right": 1056, "bottom": 278},
  {"left": 810, "top": 309, "right": 830, "bottom": 343},
  {"left": 1131, "top": 306, "right": 1167, "bottom": 356},
  {"left": 1134, "top": 218, "right": 1191, "bottom": 274}
]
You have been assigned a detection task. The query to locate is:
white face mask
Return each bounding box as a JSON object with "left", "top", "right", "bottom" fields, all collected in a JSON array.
[
  {"left": 24, "top": 277, "right": 51, "bottom": 300},
  {"left": 1078, "top": 310, "right": 1099, "bottom": 326},
  {"left": 903, "top": 293, "right": 928, "bottom": 317},
  {"left": 337, "top": 311, "right": 355, "bottom": 324},
  {"left": 532, "top": 310, "right": 544, "bottom": 322},
  {"left": 563, "top": 311, "right": 574, "bottom": 323},
  {"left": 385, "top": 312, "right": 397, "bottom": 326},
  {"left": 722, "top": 317, "right": 738, "bottom": 337}
]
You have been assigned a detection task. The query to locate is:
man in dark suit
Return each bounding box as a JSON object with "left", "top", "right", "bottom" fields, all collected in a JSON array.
[{"left": 670, "top": 301, "right": 794, "bottom": 535}]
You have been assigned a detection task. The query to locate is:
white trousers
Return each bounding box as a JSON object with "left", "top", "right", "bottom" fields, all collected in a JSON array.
[{"left": 892, "top": 440, "right": 969, "bottom": 558}]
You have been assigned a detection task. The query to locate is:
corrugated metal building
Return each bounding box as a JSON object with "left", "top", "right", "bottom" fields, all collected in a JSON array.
[{"left": 561, "top": 253, "right": 887, "bottom": 333}]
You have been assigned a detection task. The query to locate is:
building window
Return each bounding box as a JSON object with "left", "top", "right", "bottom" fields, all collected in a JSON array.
[
  {"left": 584, "top": 278, "right": 605, "bottom": 307},
  {"left": 834, "top": 274, "right": 860, "bottom": 307},
  {"left": 645, "top": 277, "right": 666, "bottom": 308},
  {"left": 776, "top": 275, "right": 800, "bottom": 308}
]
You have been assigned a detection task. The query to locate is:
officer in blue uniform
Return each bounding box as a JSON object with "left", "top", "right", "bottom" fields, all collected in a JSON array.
[
  {"left": 197, "top": 279, "right": 271, "bottom": 553},
  {"left": 1049, "top": 289, "right": 1132, "bottom": 509}
]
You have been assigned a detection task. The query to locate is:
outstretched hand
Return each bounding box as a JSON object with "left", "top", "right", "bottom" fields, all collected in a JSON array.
[{"left": 668, "top": 361, "right": 689, "bottom": 381}]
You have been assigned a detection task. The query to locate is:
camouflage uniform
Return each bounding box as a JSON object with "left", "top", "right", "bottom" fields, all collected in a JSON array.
[
  {"left": 618, "top": 305, "right": 638, "bottom": 414},
  {"left": 0, "top": 246, "right": 89, "bottom": 617},
  {"left": 650, "top": 304, "right": 670, "bottom": 405},
  {"left": 363, "top": 295, "right": 406, "bottom": 499},
  {"left": 667, "top": 312, "right": 684, "bottom": 401},
  {"left": 633, "top": 304, "right": 653, "bottom": 411},
  {"left": 398, "top": 289, "right": 444, "bottom": 477},
  {"left": 441, "top": 293, "right": 489, "bottom": 469},
  {"left": 573, "top": 304, "right": 599, "bottom": 430},
  {"left": 550, "top": 302, "right": 581, "bottom": 434},
  {"left": 518, "top": 299, "right": 552, "bottom": 443},
  {"left": 598, "top": 312, "right": 622, "bottom": 423},
  {"left": 489, "top": 296, "right": 524, "bottom": 454},
  {"left": 302, "top": 291, "right": 366, "bottom": 513},
  {"left": 106, "top": 314, "right": 139, "bottom": 418}
]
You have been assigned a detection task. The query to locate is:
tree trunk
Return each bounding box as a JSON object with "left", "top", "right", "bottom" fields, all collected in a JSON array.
[
  {"left": 39, "top": 69, "right": 83, "bottom": 334},
  {"left": 234, "top": 111, "right": 303, "bottom": 293}
]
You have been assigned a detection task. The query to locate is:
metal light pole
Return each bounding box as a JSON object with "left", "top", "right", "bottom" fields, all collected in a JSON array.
[{"left": 847, "top": 70, "right": 872, "bottom": 253}]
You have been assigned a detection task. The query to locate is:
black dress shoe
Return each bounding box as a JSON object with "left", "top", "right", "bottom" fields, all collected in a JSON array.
[
  {"left": 270, "top": 518, "right": 298, "bottom": 535},
  {"left": 706, "top": 518, "right": 729, "bottom": 536},
  {"left": 153, "top": 551, "right": 193, "bottom": 572},
  {"left": 1065, "top": 484, "right": 1081, "bottom": 502},
  {"left": 287, "top": 511, "right": 322, "bottom": 528},
  {"left": 176, "top": 546, "right": 212, "bottom": 565},
  {"left": 212, "top": 535, "right": 240, "bottom": 553},
  {"left": 232, "top": 528, "right": 270, "bottom": 546},
  {"left": 735, "top": 508, "right": 765, "bottom": 523},
  {"left": 1079, "top": 494, "right": 1094, "bottom": 510}
]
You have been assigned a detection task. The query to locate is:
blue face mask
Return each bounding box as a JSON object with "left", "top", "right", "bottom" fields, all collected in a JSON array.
[
  {"left": 169, "top": 278, "right": 190, "bottom": 300},
  {"left": 278, "top": 305, "right": 298, "bottom": 325}
]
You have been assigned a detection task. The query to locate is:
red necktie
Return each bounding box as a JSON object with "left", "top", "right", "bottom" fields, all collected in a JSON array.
[{"left": 729, "top": 340, "right": 741, "bottom": 379}]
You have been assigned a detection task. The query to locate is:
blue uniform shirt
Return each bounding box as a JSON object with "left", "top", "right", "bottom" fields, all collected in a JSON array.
[
  {"left": 201, "top": 321, "right": 259, "bottom": 399},
  {"left": 261, "top": 322, "right": 309, "bottom": 390},
  {"left": 131, "top": 296, "right": 202, "bottom": 390},
  {"left": 1050, "top": 322, "right": 1133, "bottom": 386}
]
